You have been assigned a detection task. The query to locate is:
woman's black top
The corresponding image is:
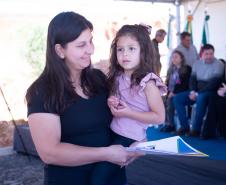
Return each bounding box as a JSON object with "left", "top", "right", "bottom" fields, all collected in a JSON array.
[
  {"left": 27, "top": 70, "right": 114, "bottom": 185},
  {"left": 166, "top": 65, "right": 192, "bottom": 94}
]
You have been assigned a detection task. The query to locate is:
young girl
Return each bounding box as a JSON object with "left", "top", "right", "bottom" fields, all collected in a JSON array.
[
  {"left": 91, "top": 24, "right": 167, "bottom": 185},
  {"left": 160, "top": 50, "right": 191, "bottom": 132}
]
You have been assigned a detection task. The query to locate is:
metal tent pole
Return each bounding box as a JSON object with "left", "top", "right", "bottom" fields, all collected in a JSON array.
[
  {"left": 175, "top": 0, "right": 181, "bottom": 45},
  {"left": 0, "top": 86, "right": 30, "bottom": 161}
]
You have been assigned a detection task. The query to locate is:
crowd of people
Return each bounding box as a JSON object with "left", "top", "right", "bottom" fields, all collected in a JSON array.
[{"left": 160, "top": 31, "right": 226, "bottom": 140}]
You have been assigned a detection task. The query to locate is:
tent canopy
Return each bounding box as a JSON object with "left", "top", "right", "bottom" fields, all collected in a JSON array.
[
  {"left": 116, "top": 0, "right": 199, "bottom": 44},
  {"left": 116, "top": 0, "right": 196, "bottom": 4}
]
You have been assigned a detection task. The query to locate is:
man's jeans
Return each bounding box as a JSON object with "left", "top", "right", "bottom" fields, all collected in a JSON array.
[{"left": 173, "top": 91, "right": 212, "bottom": 132}]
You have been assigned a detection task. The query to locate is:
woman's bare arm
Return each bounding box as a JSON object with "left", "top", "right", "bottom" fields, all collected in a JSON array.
[{"left": 28, "top": 113, "right": 133, "bottom": 166}]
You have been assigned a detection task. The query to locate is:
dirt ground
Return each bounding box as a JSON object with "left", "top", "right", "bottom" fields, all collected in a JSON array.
[{"left": 0, "top": 153, "right": 44, "bottom": 185}]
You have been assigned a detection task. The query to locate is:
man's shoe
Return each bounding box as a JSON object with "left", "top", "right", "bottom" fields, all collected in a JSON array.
[
  {"left": 164, "top": 125, "right": 176, "bottom": 132},
  {"left": 160, "top": 125, "right": 176, "bottom": 132},
  {"left": 177, "top": 127, "right": 190, "bottom": 136},
  {"left": 190, "top": 130, "right": 200, "bottom": 137},
  {"left": 160, "top": 125, "right": 167, "bottom": 132}
]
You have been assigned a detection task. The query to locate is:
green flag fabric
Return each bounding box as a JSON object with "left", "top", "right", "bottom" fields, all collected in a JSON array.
[
  {"left": 201, "top": 14, "right": 210, "bottom": 46},
  {"left": 200, "top": 14, "right": 210, "bottom": 55}
]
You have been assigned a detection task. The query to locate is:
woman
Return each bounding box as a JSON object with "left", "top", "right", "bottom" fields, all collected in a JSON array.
[
  {"left": 26, "top": 11, "right": 138, "bottom": 185},
  {"left": 160, "top": 50, "right": 191, "bottom": 133}
]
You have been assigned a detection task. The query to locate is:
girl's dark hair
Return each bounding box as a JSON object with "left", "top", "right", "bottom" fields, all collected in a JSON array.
[
  {"left": 26, "top": 11, "right": 105, "bottom": 114},
  {"left": 108, "top": 24, "right": 157, "bottom": 94}
]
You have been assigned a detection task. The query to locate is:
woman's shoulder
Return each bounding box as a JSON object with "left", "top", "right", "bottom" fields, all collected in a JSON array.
[
  {"left": 27, "top": 77, "right": 58, "bottom": 116},
  {"left": 26, "top": 77, "right": 49, "bottom": 107},
  {"left": 181, "top": 64, "right": 192, "bottom": 73},
  {"left": 27, "top": 76, "right": 50, "bottom": 99},
  {"left": 26, "top": 78, "right": 45, "bottom": 98},
  {"left": 90, "top": 68, "right": 109, "bottom": 94},
  {"left": 91, "top": 68, "right": 108, "bottom": 87},
  {"left": 26, "top": 80, "right": 45, "bottom": 115},
  {"left": 185, "top": 64, "right": 192, "bottom": 70},
  {"left": 92, "top": 68, "right": 107, "bottom": 79}
]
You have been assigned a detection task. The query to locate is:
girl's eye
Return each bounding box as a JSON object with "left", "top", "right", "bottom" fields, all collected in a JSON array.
[
  {"left": 77, "top": 44, "right": 85, "bottom": 48},
  {"left": 117, "top": 48, "right": 123, "bottom": 52},
  {"left": 129, "top": 47, "right": 136, "bottom": 51}
]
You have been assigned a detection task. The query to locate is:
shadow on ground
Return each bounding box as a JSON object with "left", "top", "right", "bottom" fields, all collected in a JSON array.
[{"left": 0, "top": 154, "right": 43, "bottom": 185}]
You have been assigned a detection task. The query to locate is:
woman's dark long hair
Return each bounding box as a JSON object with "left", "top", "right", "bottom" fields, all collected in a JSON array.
[
  {"left": 26, "top": 12, "right": 105, "bottom": 114},
  {"left": 108, "top": 24, "right": 157, "bottom": 94},
  {"left": 167, "top": 50, "right": 187, "bottom": 77}
]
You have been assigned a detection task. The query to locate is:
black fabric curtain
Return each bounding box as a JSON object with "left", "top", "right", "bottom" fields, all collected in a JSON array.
[{"left": 127, "top": 155, "right": 226, "bottom": 185}]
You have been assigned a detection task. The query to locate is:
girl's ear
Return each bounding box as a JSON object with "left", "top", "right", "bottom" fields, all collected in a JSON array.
[{"left": 55, "top": 44, "right": 65, "bottom": 59}]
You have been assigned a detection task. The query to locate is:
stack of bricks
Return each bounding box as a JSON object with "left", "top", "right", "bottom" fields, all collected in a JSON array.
[{"left": 0, "top": 121, "right": 14, "bottom": 147}]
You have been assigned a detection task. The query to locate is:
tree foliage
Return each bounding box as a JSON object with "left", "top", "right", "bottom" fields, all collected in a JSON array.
[{"left": 26, "top": 26, "right": 46, "bottom": 77}]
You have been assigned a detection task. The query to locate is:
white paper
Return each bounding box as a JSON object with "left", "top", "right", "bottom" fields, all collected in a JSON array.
[{"left": 126, "top": 136, "right": 208, "bottom": 157}]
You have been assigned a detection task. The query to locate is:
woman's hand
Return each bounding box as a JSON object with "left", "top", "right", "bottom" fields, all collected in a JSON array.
[
  {"left": 105, "top": 145, "right": 139, "bottom": 166},
  {"left": 123, "top": 141, "right": 145, "bottom": 166}
]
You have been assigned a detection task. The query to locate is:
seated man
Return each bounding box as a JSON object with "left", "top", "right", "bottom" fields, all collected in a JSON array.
[
  {"left": 173, "top": 44, "right": 224, "bottom": 136},
  {"left": 201, "top": 60, "right": 226, "bottom": 139}
]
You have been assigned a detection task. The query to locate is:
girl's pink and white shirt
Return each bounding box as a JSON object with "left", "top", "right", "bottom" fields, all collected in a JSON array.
[{"left": 111, "top": 72, "right": 167, "bottom": 141}]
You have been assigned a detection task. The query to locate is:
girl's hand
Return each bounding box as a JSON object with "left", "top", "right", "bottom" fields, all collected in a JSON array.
[
  {"left": 107, "top": 96, "right": 119, "bottom": 108},
  {"left": 110, "top": 100, "right": 132, "bottom": 117}
]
